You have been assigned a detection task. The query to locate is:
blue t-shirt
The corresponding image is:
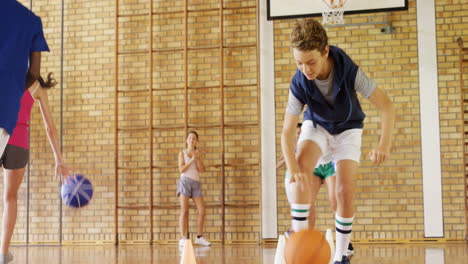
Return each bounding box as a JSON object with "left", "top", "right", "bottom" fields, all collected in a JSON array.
[{"left": 0, "top": 0, "right": 50, "bottom": 135}]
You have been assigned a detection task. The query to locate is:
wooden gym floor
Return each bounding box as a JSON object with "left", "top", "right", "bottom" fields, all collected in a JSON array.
[{"left": 7, "top": 242, "right": 467, "bottom": 263}]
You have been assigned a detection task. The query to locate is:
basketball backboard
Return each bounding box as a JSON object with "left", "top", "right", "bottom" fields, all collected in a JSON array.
[{"left": 266, "top": 0, "right": 408, "bottom": 20}]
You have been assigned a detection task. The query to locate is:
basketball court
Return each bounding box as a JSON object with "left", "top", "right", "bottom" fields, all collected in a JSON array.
[
  {"left": 0, "top": 0, "right": 467, "bottom": 263},
  {"left": 0, "top": 243, "right": 465, "bottom": 263}
]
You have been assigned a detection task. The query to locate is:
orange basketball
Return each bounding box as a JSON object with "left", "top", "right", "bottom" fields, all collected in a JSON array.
[{"left": 284, "top": 229, "right": 331, "bottom": 264}]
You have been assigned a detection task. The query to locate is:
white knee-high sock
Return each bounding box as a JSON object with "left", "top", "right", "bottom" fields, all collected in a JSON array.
[
  {"left": 334, "top": 214, "right": 353, "bottom": 262},
  {"left": 291, "top": 204, "right": 311, "bottom": 232}
]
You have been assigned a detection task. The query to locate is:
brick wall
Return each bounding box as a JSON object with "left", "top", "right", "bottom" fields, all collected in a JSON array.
[
  {"left": 435, "top": 0, "right": 468, "bottom": 239},
  {"left": 3, "top": 0, "right": 467, "bottom": 244},
  {"left": 4, "top": 0, "right": 260, "bottom": 244}
]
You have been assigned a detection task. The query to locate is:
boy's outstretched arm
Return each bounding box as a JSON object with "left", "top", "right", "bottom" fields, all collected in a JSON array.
[
  {"left": 367, "top": 87, "right": 395, "bottom": 165},
  {"left": 281, "top": 112, "right": 309, "bottom": 188},
  {"left": 281, "top": 112, "right": 299, "bottom": 173}
]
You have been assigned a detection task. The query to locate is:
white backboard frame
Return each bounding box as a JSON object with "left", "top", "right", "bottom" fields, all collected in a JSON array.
[{"left": 267, "top": 0, "right": 408, "bottom": 20}]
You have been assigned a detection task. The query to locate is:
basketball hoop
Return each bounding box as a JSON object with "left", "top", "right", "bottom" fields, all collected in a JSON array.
[{"left": 321, "top": 0, "right": 349, "bottom": 25}]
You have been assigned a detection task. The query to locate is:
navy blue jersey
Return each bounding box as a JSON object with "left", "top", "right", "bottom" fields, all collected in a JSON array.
[
  {"left": 291, "top": 46, "right": 365, "bottom": 134},
  {"left": 0, "top": 0, "right": 49, "bottom": 134}
]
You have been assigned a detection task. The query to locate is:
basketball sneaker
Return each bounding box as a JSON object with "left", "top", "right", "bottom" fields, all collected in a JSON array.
[
  {"left": 333, "top": 255, "right": 350, "bottom": 264},
  {"left": 346, "top": 242, "right": 355, "bottom": 257},
  {"left": 179, "top": 238, "right": 186, "bottom": 247},
  {"left": 194, "top": 236, "right": 211, "bottom": 246},
  {"left": 195, "top": 246, "right": 210, "bottom": 256},
  {"left": 0, "top": 252, "right": 13, "bottom": 264}
]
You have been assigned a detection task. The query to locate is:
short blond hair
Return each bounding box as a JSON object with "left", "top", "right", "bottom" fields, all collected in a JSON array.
[{"left": 291, "top": 19, "right": 328, "bottom": 54}]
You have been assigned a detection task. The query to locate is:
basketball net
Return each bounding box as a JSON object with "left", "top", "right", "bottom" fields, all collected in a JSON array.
[{"left": 321, "top": 0, "right": 349, "bottom": 25}]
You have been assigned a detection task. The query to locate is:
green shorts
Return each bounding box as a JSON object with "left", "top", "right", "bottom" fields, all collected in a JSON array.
[
  {"left": 284, "top": 161, "right": 335, "bottom": 181},
  {"left": 313, "top": 162, "right": 335, "bottom": 180}
]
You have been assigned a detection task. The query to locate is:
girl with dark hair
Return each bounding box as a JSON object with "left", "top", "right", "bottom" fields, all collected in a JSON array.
[
  {"left": 0, "top": 73, "right": 72, "bottom": 263},
  {"left": 283, "top": 19, "right": 394, "bottom": 264}
]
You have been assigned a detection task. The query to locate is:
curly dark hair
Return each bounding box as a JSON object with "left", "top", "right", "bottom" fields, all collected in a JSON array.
[{"left": 291, "top": 19, "right": 328, "bottom": 54}]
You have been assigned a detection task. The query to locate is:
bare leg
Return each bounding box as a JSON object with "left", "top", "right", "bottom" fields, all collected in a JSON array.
[
  {"left": 325, "top": 175, "right": 337, "bottom": 212},
  {"left": 179, "top": 194, "right": 190, "bottom": 238},
  {"left": 307, "top": 176, "right": 322, "bottom": 230},
  {"left": 1, "top": 168, "right": 25, "bottom": 255},
  {"left": 335, "top": 160, "right": 357, "bottom": 218},
  {"left": 192, "top": 197, "right": 206, "bottom": 236},
  {"left": 334, "top": 160, "right": 357, "bottom": 261},
  {"left": 289, "top": 140, "right": 322, "bottom": 231},
  {"left": 294, "top": 140, "right": 322, "bottom": 204}
]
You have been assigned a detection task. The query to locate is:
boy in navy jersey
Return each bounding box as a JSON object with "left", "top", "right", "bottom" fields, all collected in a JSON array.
[{"left": 281, "top": 19, "right": 395, "bottom": 264}]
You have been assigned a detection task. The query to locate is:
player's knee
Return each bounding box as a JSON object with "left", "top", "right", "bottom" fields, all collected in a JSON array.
[
  {"left": 180, "top": 207, "right": 189, "bottom": 216},
  {"left": 4, "top": 190, "right": 18, "bottom": 204},
  {"left": 335, "top": 184, "right": 352, "bottom": 202},
  {"left": 198, "top": 207, "right": 206, "bottom": 216}
]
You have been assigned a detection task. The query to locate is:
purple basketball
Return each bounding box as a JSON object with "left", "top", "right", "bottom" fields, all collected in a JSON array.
[{"left": 61, "top": 174, "right": 93, "bottom": 208}]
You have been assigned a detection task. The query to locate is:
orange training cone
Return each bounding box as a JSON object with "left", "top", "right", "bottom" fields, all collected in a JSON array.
[{"left": 180, "top": 239, "right": 197, "bottom": 264}]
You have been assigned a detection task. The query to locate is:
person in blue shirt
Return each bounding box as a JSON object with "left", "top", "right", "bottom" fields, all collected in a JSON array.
[
  {"left": 0, "top": 0, "right": 49, "bottom": 164},
  {"left": 281, "top": 19, "right": 395, "bottom": 264},
  {"left": 0, "top": 1, "right": 49, "bottom": 263}
]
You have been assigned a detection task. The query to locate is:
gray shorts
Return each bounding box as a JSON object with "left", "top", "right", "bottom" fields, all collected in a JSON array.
[
  {"left": 0, "top": 144, "right": 29, "bottom": 170},
  {"left": 177, "top": 176, "right": 203, "bottom": 198}
]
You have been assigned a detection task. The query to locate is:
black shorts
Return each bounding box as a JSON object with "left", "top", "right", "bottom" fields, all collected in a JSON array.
[{"left": 0, "top": 144, "right": 29, "bottom": 169}]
